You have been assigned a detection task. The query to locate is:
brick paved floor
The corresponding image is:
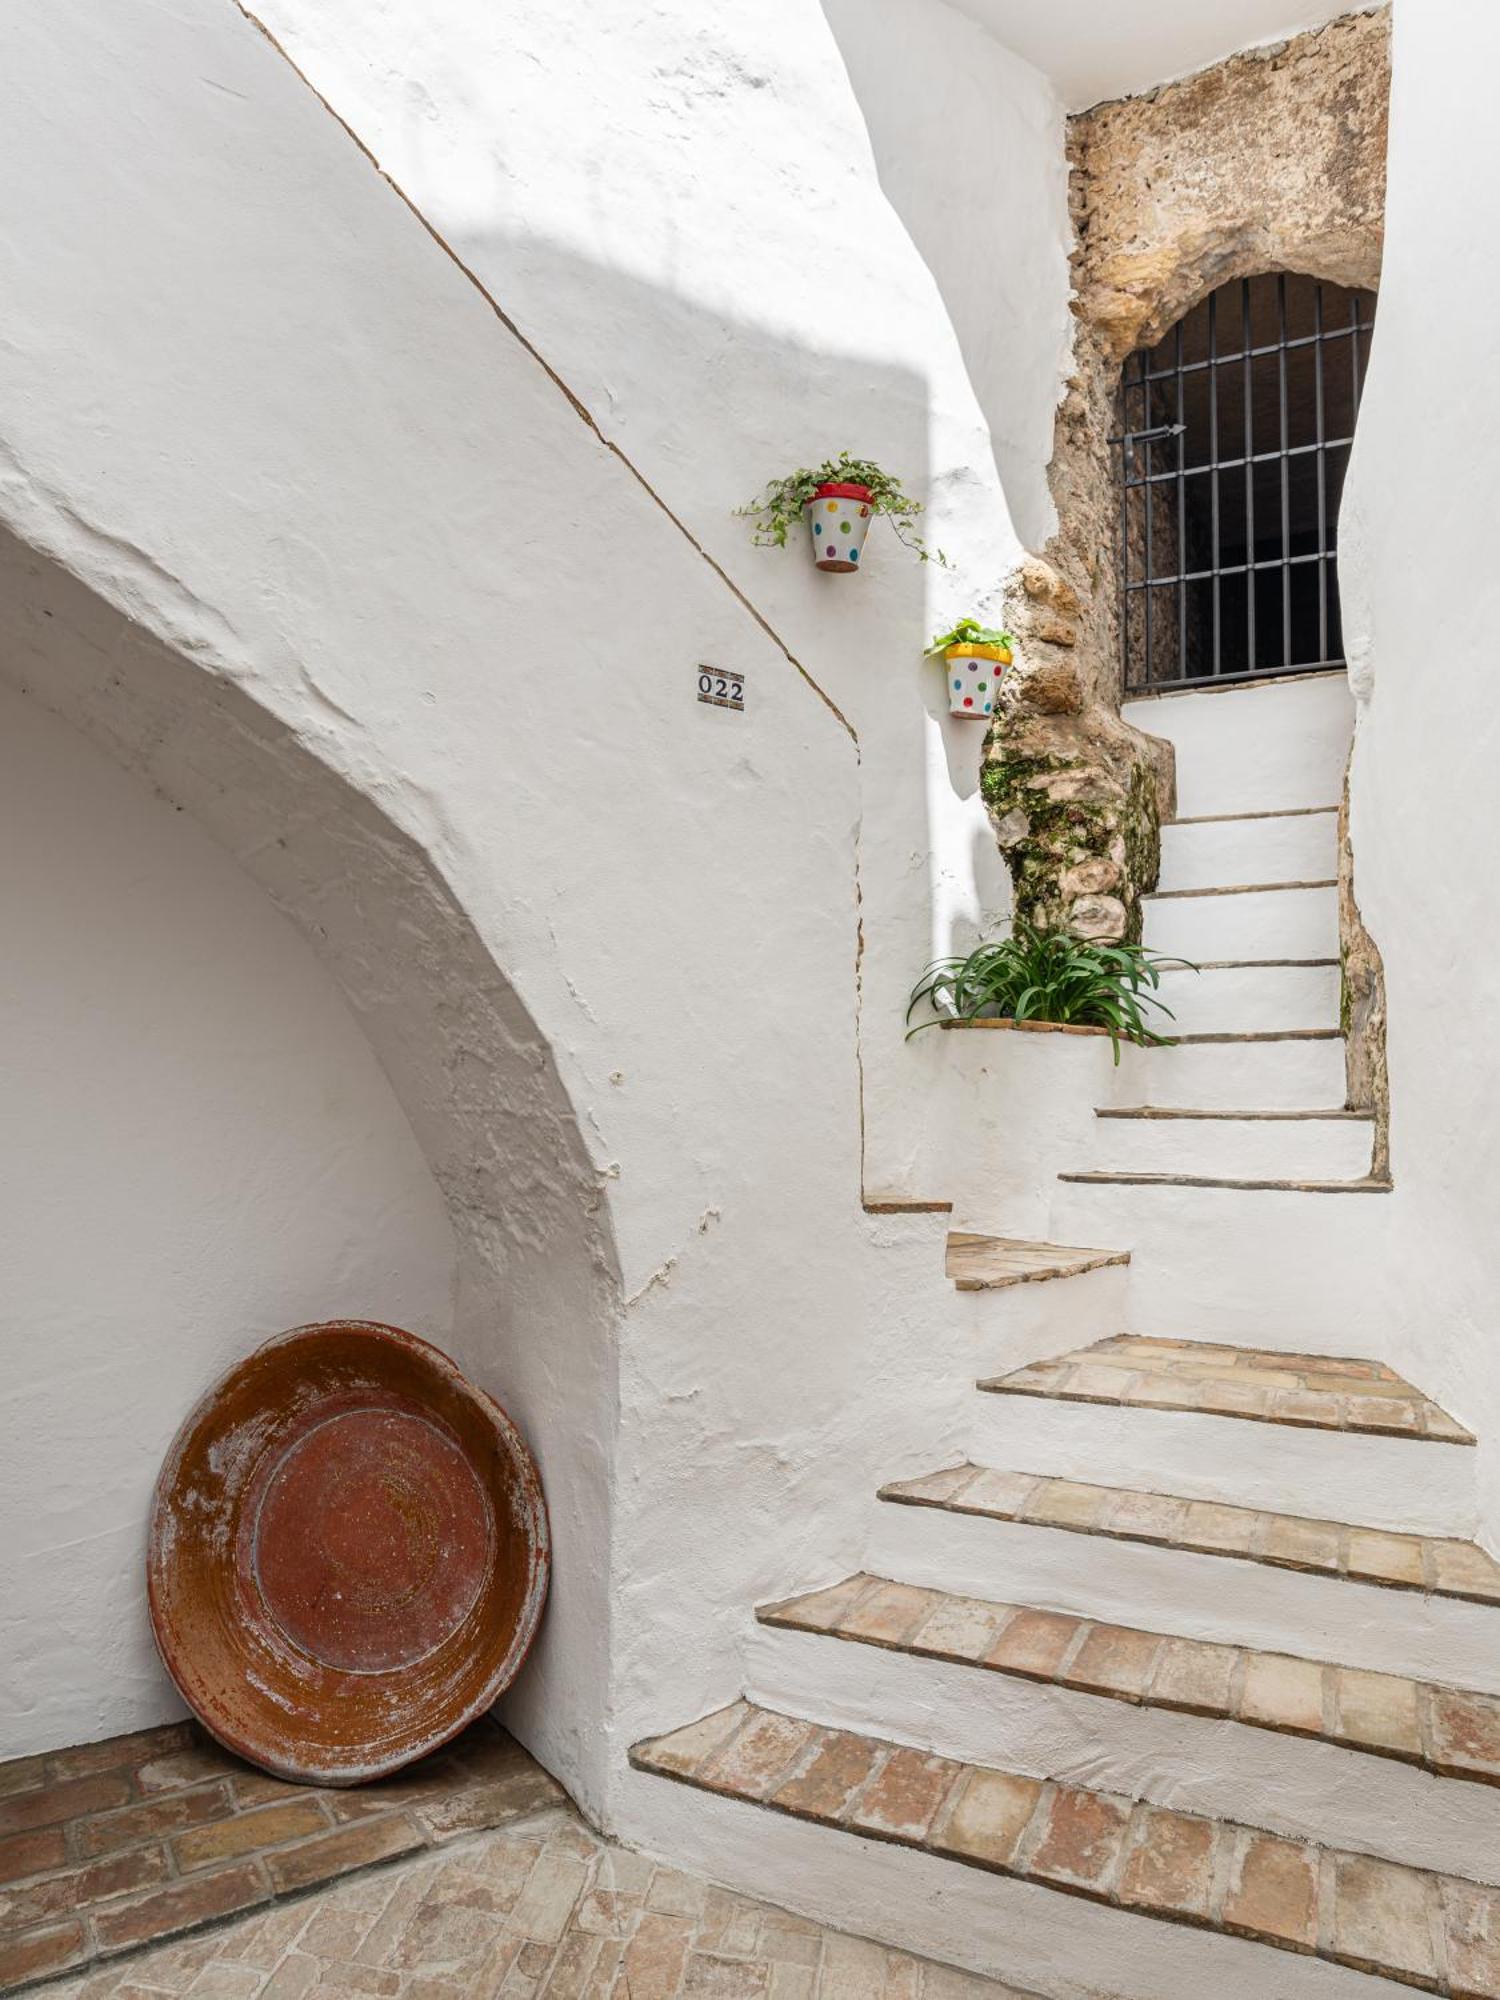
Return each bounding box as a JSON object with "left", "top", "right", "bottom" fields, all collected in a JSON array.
[{"left": 34, "top": 1802, "right": 1041, "bottom": 1998}]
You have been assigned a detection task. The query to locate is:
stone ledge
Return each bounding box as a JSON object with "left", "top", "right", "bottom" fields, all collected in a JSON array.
[
  {"left": 944, "top": 1234, "right": 1130, "bottom": 1292},
  {"left": 757, "top": 1573, "right": 1500, "bottom": 1785},
  {"left": 631, "top": 1699, "right": 1500, "bottom": 1995},
  {"left": 939, "top": 1017, "right": 1112, "bottom": 1039}
]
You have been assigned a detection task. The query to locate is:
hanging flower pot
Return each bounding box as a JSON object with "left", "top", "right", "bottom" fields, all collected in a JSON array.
[
  {"left": 925, "top": 619, "right": 1014, "bottom": 720},
  {"left": 736, "top": 454, "right": 945, "bottom": 572},
  {"left": 804, "top": 482, "right": 874, "bottom": 572}
]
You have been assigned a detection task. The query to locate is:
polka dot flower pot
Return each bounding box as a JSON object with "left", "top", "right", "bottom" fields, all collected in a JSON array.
[
  {"left": 944, "top": 641, "right": 1010, "bottom": 719},
  {"left": 804, "top": 481, "right": 874, "bottom": 572}
]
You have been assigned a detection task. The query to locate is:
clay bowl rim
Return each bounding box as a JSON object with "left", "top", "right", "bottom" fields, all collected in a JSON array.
[{"left": 147, "top": 1318, "right": 550, "bottom": 1785}]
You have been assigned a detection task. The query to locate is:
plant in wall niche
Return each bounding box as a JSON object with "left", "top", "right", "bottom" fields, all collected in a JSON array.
[
  {"left": 737, "top": 453, "right": 946, "bottom": 571},
  {"left": 926, "top": 617, "right": 1014, "bottom": 721},
  {"left": 905, "top": 921, "right": 1194, "bottom": 1063}
]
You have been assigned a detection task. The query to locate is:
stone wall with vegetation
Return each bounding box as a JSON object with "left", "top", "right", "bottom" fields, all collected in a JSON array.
[{"left": 984, "top": 5, "right": 1390, "bottom": 1094}]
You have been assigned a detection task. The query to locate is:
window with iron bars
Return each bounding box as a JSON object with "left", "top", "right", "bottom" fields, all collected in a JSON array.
[{"left": 1118, "top": 271, "right": 1377, "bottom": 694}]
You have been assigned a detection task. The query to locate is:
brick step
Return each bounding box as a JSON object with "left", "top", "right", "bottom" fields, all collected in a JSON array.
[
  {"left": 944, "top": 1232, "right": 1129, "bottom": 1292},
  {"left": 756, "top": 1574, "right": 1500, "bottom": 1789},
  {"left": 630, "top": 1700, "right": 1500, "bottom": 1997},
  {"left": 878, "top": 1465, "right": 1500, "bottom": 1607},
  {"left": 981, "top": 1335, "right": 1472, "bottom": 1445}
]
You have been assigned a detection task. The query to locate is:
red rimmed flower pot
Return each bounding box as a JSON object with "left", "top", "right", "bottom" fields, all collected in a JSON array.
[{"left": 804, "top": 481, "right": 874, "bottom": 572}]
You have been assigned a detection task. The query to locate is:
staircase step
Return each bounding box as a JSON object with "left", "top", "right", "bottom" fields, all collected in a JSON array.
[
  {"left": 879, "top": 1464, "right": 1500, "bottom": 1606},
  {"left": 1151, "top": 960, "right": 1340, "bottom": 1035},
  {"left": 945, "top": 1232, "right": 1129, "bottom": 1292},
  {"left": 1085, "top": 1108, "right": 1372, "bottom": 1180},
  {"left": 1107, "top": 1030, "right": 1348, "bottom": 1109},
  {"left": 757, "top": 1574, "right": 1500, "bottom": 1788},
  {"left": 1060, "top": 1169, "right": 1391, "bottom": 1193},
  {"left": 1158, "top": 808, "right": 1339, "bottom": 893},
  {"left": 631, "top": 1699, "right": 1500, "bottom": 1997},
  {"left": 1143, "top": 882, "right": 1339, "bottom": 960},
  {"left": 979, "top": 1336, "right": 1473, "bottom": 1445},
  {"left": 1123, "top": 671, "right": 1353, "bottom": 818}
]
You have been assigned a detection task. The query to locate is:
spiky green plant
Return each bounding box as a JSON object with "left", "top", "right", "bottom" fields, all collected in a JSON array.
[{"left": 906, "top": 921, "right": 1194, "bottom": 1062}]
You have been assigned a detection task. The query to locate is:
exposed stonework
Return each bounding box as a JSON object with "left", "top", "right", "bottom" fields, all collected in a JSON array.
[
  {"left": 986, "top": 9, "right": 1390, "bottom": 961},
  {"left": 1340, "top": 766, "right": 1390, "bottom": 1174}
]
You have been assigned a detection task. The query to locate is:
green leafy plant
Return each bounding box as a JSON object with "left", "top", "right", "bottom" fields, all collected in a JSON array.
[
  {"left": 905, "top": 921, "right": 1194, "bottom": 1062},
  {"left": 737, "top": 452, "right": 947, "bottom": 564},
  {"left": 925, "top": 617, "right": 1014, "bottom": 656}
]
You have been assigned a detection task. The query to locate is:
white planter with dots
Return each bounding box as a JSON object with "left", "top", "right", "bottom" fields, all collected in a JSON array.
[
  {"left": 944, "top": 643, "right": 1009, "bottom": 719},
  {"left": 804, "top": 481, "right": 874, "bottom": 572}
]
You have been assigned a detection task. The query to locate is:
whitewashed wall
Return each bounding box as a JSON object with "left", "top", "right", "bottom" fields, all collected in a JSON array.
[
  {"left": 1340, "top": 0, "right": 1500, "bottom": 1549},
  {"left": 0, "top": 0, "right": 1081, "bottom": 1822},
  {"left": 0, "top": 686, "right": 456, "bottom": 1756}
]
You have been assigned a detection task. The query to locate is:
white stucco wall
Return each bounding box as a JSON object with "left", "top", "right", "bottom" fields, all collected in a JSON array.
[
  {"left": 1340, "top": 0, "right": 1500, "bottom": 1548},
  {"left": 822, "top": 0, "right": 1073, "bottom": 551},
  {"left": 0, "top": 685, "right": 456, "bottom": 1756}
]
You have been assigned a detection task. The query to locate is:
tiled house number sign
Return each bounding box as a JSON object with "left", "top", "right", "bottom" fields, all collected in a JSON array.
[{"left": 697, "top": 665, "right": 745, "bottom": 711}]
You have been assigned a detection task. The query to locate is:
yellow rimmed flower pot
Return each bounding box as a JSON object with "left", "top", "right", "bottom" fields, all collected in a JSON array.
[{"left": 943, "top": 641, "right": 1011, "bottom": 719}]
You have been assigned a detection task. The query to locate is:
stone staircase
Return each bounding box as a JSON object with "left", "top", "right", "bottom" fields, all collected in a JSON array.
[{"left": 629, "top": 675, "right": 1500, "bottom": 1996}]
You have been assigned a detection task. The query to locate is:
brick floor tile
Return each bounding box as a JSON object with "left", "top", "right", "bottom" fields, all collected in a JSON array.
[
  {"left": 1023, "top": 1480, "right": 1109, "bottom": 1530},
  {"left": 181, "top": 1963, "right": 263, "bottom": 1999},
  {"left": 1429, "top": 1540, "right": 1500, "bottom": 1603},
  {"left": 0, "top": 1823, "right": 67, "bottom": 1885},
  {"left": 1441, "top": 1875, "right": 1500, "bottom": 2000},
  {"left": 759, "top": 1577, "right": 875, "bottom": 1632},
  {"left": 0, "top": 1757, "right": 47, "bottom": 1802},
  {"left": 848, "top": 1750, "right": 960, "bottom": 1844},
  {"left": 766, "top": 1966, "right": 814, "bottom": 2000},
  {"left": 703, "top": 1712, "right": 814, "bottom": 1801},
  {"left": 612, "top": 1910, "right": 692, "bottom": 1997},
  {"left": 929, "top": 1770, "right": 1041, "bottom": 1872},
  {"left": 645, "top": 1866, "right": 705, "bottom": 1919},
  {"left": 1116, "top": 1807, "right": 1217, "bottom": 1921},
  {"left": 758, "top": 1917, "right": 819, "bottom": 1967},
  {"left": 1024, "top": 1786, "right": 1130, "bottom": 1898},
  {"left": 1061, "top": 1623, "right": 1163, "bottom": 1702},
  {"left": 264, "top": 1815, "right": 426, "bottom": 1896},
  {"left": 78, "top": 1784, "right": 235, "bottom": 1860},
  {"left": 1148, "top": 1638, "right": 1238, "bottom": 1716},
  {"left": 93, "top": 1862, "right": 268, "bottom": 1955},
  {"left": 1179, "top": 1503, "right": 1261, "bottom": 1556},
  {"left": 1237, "top": 1653, "right": 1327, "bottom": 1737},
  {"left": 1221, "top": 1832, "right": 1318, "bottom": 1953},
  {"left": 985, "top": 1609, "right": 1080, "bottom": 1681},
  {"left": 1429, "top": 1685, "right": 1500, "bottom": 1785},
  {"left": 1332, "top": 1668, "right": 1424, "bottom": 1761},
  {"left": 694, "top": 1886, "right": 764, "bottom": 1955},
  {"left": 771, "top": 1731, "right": 880, "bottom": 1822},
  {"left": 1097, "top": 1490, "right": 1188, "bottom": 1544},
  {"left": 386, "top": 1891, "right": 509, "bottom": 1980},
  {"left": 505, "top": 1846, "right": 591, "bottom": 1945},
  {"left": 1330, "top": 1853, "right": 1441, "bottom": 1985},
  {"left": 0, "top": 1771, "right": 134, "bottom": 1837},
  {"left": 909, "top": 1595, "right": 1015, "bottom": 1663},
  {"left": 535, "top": 1927, "right": 607, "bottom": 1998},
  {"left": 0, "top": 1842, "right": 170, "bottom": 1932},
  {"left": 0, "top": 1918, "right": 88, "bottom": 1987},
  {"left": 1346, "top": 1529, "right": 1427, "bottom": 1588},
  {"left": 174, "top": 1798, "right": 329, "bottom": 1872},
  {"left": 681, "top": 1951, "right": 769, "bottom": 1995},
  {"left": 838, "top": 1582, "right": 937, "bottom": 1647},
  {"left": 1260, "top": 1515, "right": 1340, "bottom": 1573},
  {"left": 259, "top": 1953, "right": 320, "bottom": 2000},
  {"left": 135, "top": 1748, "right": 237, "bottom": 1799},
  {"left": 302, "top": 1962, "right": 400, "bottom": 1996}
]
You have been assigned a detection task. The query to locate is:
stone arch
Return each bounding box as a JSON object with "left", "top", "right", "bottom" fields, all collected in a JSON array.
[
  {"left": 985, "top": 9, "right": 1389, "bottom": 941},
  {"left": 0, "top": 521, "right": 624, "bottom": 1812}
]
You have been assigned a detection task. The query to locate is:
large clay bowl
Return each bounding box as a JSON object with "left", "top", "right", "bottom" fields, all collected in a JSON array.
[{"left": 148, "top": 1321, "right": 549, "bottom": 1784}]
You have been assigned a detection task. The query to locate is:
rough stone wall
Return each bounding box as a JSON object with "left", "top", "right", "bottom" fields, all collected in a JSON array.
[{"left": 983, "top": 8, "right": 1390, "bottom": 960}]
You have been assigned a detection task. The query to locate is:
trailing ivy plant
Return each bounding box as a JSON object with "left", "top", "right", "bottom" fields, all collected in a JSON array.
[
  {"left": 905, "top": 921, "right": 1194, "bottom": 1062},
  {"left": 737, "top": 452, "right": 947, "bottom": 564},
  {"left": 925, "top": 617, "right": 1014, "bottom": 656}
]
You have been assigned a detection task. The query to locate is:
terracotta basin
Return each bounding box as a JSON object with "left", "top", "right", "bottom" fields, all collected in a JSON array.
[{"left": 148, "top": 1321, "right": 549, "bottom": 1785}]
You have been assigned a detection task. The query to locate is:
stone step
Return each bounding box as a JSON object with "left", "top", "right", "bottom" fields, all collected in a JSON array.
[
  {"left": 879, "top": 1463, "right": 1500, "bottom": 1617},
  {"left": 1157, "top": 808, "right": 1339, "bottom": 893},
  {"left": 1085, "top": 1107, "right": 1372, "bottom": 1181},
  {"left": 1142, "top": 882, "right": 1340, "bottom": 961},
  {"left": 979, "top": 1335, "right": 1471, "bottom": 1445},
  {"left": 1151, "top": 959, "right": 1340, "bottom": 1035},
  {"left": 757, "top": 1574, "right": 1500, "bottom": 1790},
  {"left": 967, "top": 1337, "right": 1475, "bottom": 1536},
  {"left": 1106, "top": 1029, "right": 1349, "bottom": 1110},
  {"left": 1123, "top": 671, "right": 1353, "bottom": 819},
  {"left": 1059, "top": 1169, "right": 1389, "bottom": 1193},
  {"left": 631, "top": 1699, "right": 1500, "bottom": 1997},
  {"left": 944, "top": 1232, "right": 1129, "bottom": 1292}
]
